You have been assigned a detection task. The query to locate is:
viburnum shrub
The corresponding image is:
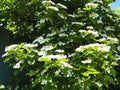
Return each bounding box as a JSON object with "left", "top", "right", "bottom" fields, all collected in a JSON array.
[{"left": 1, "top": 0, "right": 120, "bottom": 90}]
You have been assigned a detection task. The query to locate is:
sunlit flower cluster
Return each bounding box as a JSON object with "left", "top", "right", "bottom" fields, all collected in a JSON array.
[
  {"left": 76, "top": 43, "right": 110, "bottom": 52},
  {"left": 42, "top": 1, "right": 55, "bottom": 6},
  {"left": 41, "top": 45, "right": 54, "bottom": 51},
  {"left": 39, "top": 54, "right": 67, "bottom": 60},
  {"left": 97, "top": 20, "right": 103, "bottom": 24},
  {"left": 47, "top": 32, "right": 56, "bottom": 37},
  {"left": 58, "top": 41, "right": 66, "bottom": 46},
  {"left": 23, "top": 43, "right": 38, "bottom": 48},
  {"left": 57, "top": 3, "right": 67, "bottom": 9},
  {"left": 13, "top": 61, "right": 22, "bottom": 69},
  {"left": 60, "top": 62, "right": 73, "bottom": 69},
  {"left": 79, "top": 30, "right": 99, "bottom": 37},
  {"left": 5, "top": 44, "right": 18, "bottom": 52},
  {"left": 33, "top": 36, "right": 50, "bottom": 45},
  {"left": 81, "top": 59, "right": 92, "bottom": 64},
  {"left": 86, "top": 26, "right": 93, "bottom": 30},
  {"left": 59, "top": 33, "right": 68, "bottom": 37},
  {"left": 38, "top": 45, "right": 66, "bottom": 60},
  {"left": 55, "top": 49, "right": 64, "bottom": 53},
  {"left": 90, "top": 12, "right": 99, "bottom": 19},
  {"left": 69, "top": 31, "right": 76, "bottom": 35},
  {"left": 117, "top": 46, "right": 120, "bottom": 51},
  {"left": 98, "top": 37, "right": 119, "bottom": 44},
  {"left": 85, "top": 3, "right": 98, "bottom": 9}
]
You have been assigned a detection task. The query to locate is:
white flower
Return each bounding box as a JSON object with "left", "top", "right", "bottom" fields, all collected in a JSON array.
[
  {"left": 97, "top": 20, "right": 103, "bottom": 24},
  {"left": 49, "top": 54, "right": 67, "bottom": 59},
  {"left": 5, "top": 44, "right": 17, "bottom": 52},
  {"left": 79, "top": 30, "right": 86, "bottom": 33},
  {"left": 76, "top": 43, "right": 110, "bottom": 52},
  {"left": 38, "top": 51, "right": 46, "bottom": 56},
  {"left": 2, "top": 52, "right": 8, "bottom": 58},
  {"left": 47, "top": 32, "right": 56, "bottom": 37},
  {"left": 41, "top": 45, "right": 54, "bottom": 51},
  {"left": 69, "top": 32, "right": 76, "bottom": 35},
  {"left": 0, "top": 85, "right": 5, "bottom": 89},
  {"left": 41, "top": 80, "right": 47, "bottom": 85},
  {"left": 28, "top": 60, "right": 35, "bottom": 65},
  {"left": 85, "top": 3, "right": 98, "bottom": 9},
  {"left": 55, "top": 54, "right": 67, "bottom": 59},
  {"left": 86, "top": 26, "right": 93, "bottom": 30},
  {"left": 13, "top": 61, "right": 21, "bottom": 69},
  {"left": 47, "top": 55, "right": 56, "bottom": 59},
  {"left": 98, "top": 46, "right": 110, "bottom": 52},
  {"left": 59, "top": 33, "right": 68, "bottom": 37},
  {"left": 68, "top": 53, "right": 76, "bottom": 58},
  {"left": 87, "top": 30, "right": 99, "bottom": 37},
  {"left": 0, "top": 23, "right": 3, "bottom": 26},
  {"left": 41, "top": 54, "right": 67, "bottom": 59},
  {"left": 98, "top": 38, "right": 106, "bottom": 42},
  {"left": 98, "top": 37, "right": 118, "bottom": 44},
  {"left": 55, "top": 49, "right": 64, "bottom": 53},
  {"left": 81, "top": 59, "right": 92, "bottom": 64},
  {"left": 107, "top": 37, "right": 119, "bottom": 44},
  {"left": 117, "top": 46, "right": 120, "bottom": 51},
  {"left": 61, "top": 62, "right": 73, "bottom": 68},
  {"left": 58, "top": 42, "right": 66, "bottom": 46},
  {"left": 55, "top": 69, "right": 61, "bottom": 76},
  {"left": 90, "top": 12, "right": 99, "bottom": 19},
  {"left": 23, "top": 43, "right": 38, "bottom": 48},
  {"left": 33, "top": 36, "right": 49, "bottom": 44},
  {"left": 66, "top": 71, "right": 72, "bottom": 77},
  {"left": 79, "top": 30, "right": 99, "bottom": 37},
  {"left": 47, "top": 6, "right": 59, "bottom": 11},
  {"left": 57, "top": 3, "right": 67, "bottom": 9},
  {"left": 42, "top": 1, "right": 55, "bottom": 5}
]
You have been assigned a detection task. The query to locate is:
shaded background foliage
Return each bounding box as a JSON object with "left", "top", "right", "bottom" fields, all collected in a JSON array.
[{"left": 0, "top": 0, "right": 120, "bottom": 90}]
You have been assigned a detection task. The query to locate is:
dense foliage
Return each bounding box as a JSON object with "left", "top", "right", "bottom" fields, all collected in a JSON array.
[{"left": 1, "top": 0, "right": 120, "bottom": 90}]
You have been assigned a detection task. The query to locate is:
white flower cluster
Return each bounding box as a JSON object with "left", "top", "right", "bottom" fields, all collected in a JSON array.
[
  {"left": 39, "top": 54, "right": 67, "bottom": 60},
  {"left": 81, "top": 59, "right": 92, "bottom": 64},
  {"left": 58, "top": 41, "right": 66, "bottom": 46},
  {"left": 13, "top": 61, "right": 22, "bottom": 69},
  {"left": 42, "top": 1, "right": 55, "bottom": 6},
  {"left": 90, "top": 12, "right": 99, "bottom": 19},
  {"left": 57, "top": 3, "right": 67, "bottom": 9},
  {"left": 59, "top": 33, "right": 68, "bottom": 37},
  {"left": 76, "top": 43, "right": 110, "bottom": 52},
  {"left": 38, "top": 45, "right": 66, "bottom": 60},
  {"left": 85, "top": 2, "right": 98, "bottom": 9},
  {"left": 47, "top": 6, "right": 59, "bottom": 11},
  {"left": 79, "top": 30, "right": 99, "bottom": 37},
  {"left": 41, "top": 45, "right": 54, "bottom": 51},
  {"left": 117, "top": 46, "right": 120, "bottom": 51},
  {"left": 47, "top": 32, "right": 56, "bottom": 37},
  {"left": 60, "top": 62, "right": 73, "bottom": 69},
  {"left": 98, "top": 37, "right": 119, "bottom": 44},
  {"left": 69, "top": 31, "right": 76, "bottom": 35},
  {"left": 55, "top": 49, "right": 64, "bottom": 53},
  {"left": 33, "top": 36, "right": 50, "bottom": 45},
  {"left": 105, "top": 26, "right": 114, "bottom": 31},
  {"left": 86, "top": 26, "right": 93, "bottom": 30},
  {"left": 97, "top": 20, "right": 103, "bottom": 24},
  {"left": 23, "top": 43, "right": 38, "bottom": 48},
  {"left": 38, "top": 45, "right": 54, "bottom": 57},
  {"left": 5, "top": 44, "right": 18, "bottom": 52}
]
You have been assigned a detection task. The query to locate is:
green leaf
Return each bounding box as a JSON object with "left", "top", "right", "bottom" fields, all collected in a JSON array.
[
  {"left": 39, "top": 58, "right": 51, "bottom": 62},
  {"left": 83, "top": 8, "right": 91, "bottom": 11},
  {"left": 82, "top": 72, "right": 90, "bottom": 77},
  {"left": 26, "top": 70, "right": 36, "bottom": 77}
]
